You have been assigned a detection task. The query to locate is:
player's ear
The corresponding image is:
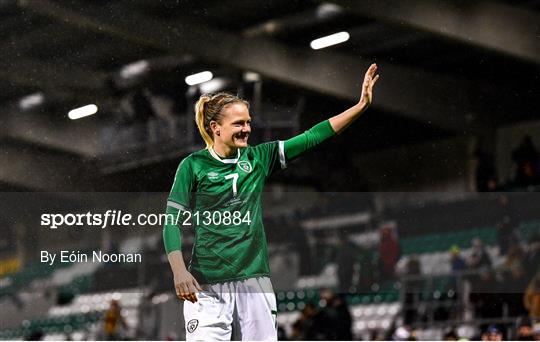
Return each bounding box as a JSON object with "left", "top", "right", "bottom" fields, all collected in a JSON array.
[{"left": 209, "top": 120, "right": 218, "bottom": 135}]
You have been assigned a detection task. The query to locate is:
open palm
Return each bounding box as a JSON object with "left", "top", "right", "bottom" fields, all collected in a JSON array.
[{"left": 360, "top": 63, "right": 380, "bottom": 107}]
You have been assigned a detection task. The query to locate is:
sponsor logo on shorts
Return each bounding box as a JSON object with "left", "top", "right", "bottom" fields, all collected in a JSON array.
[
  {"left": 238, "top": 161, "right": 252, "bottom": 173},
  {"left": 187, "top": 319, "right": 199, "bottom": 333}
]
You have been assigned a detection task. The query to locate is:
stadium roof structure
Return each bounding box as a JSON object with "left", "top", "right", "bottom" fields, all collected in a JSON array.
[{"left": 0, "top": 0, "right": 538, "bottom": 191}]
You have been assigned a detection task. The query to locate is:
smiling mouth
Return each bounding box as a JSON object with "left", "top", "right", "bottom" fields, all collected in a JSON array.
[{"left": 235, "top": 133, "right": 249, "bottom": 141}]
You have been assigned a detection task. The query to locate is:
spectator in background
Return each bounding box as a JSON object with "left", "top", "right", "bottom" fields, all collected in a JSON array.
[
  {"left": 504, "top": 241, "right": 526, "bottom": 271},
  {"left": 443, "top": 329, "right": 459, "bottom": 341},
  {"left": 337, "top": 233, "right": 357, "bottom": 294},
  {"left": 468, "top": 238, "right": 492, "bottom": 270},
  {"left": 474, "top": 147, "right": 497, "bottom": 192},
  {"left": 103, "top": 299, "right": 127, "bottom": 340},
  {"left": 450, "top": 245, "right": 466, "bottom": 273},
  {"left": 515, "top": 317, "right": 534, "bottom": 341},
  {"left": 533, "top": 323, "right": 540, "bottom": 341},
  {"left": 524, "top": 234, "right": 540, "bottom": 282},
  {"left": 482, "top": 325, "right": 503, "bottom": 341},
  {"left": 357, "top": 245, "right": 376, "bottom": 293},
  {"left": 512, "top": 135, "right": 539, "bottom": 187},
  {"left": 26, "top": 329, "right": 44, "bottom": 341},
  {"left": 371, "top": 330, "right": 387, "bottom": 341},
  {"left": 496, "top": 194, "right": 520, "bottom": 256},
  {"left": 406, "top": 254, "right": 421, "bottom": 276},
  {"left": 379, "top": 225, "right": 400, "bottom": 281},
  {"left": 277, "top": 326, "right": 287, "bottom": 341},
  {"left": 308, "top": 290, "right": 352, "bottom": 340},
  {"left": 403, "top": 254, "right": 421, "bottom": 325},
  {"left": 524, "top": 272, "right": 540, "bottom": 320},
  {"left": 290, "top": 303, "right": 317, "bottom": 340},
  {"left": 333, "top": 294, "right": 353, "bottom": 340},
  {"left": 392, "top": 325, "right": 415, "bottom": 341},
  {"left": 448, "top": 246, "right": 466, "bottom": 316},
  {"left": 497, "top": 222, "right": 520, "bottom": 257}
]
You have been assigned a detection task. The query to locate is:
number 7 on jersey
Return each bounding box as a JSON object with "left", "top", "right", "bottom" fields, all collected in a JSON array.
[{"left": 225, "top": 173, "right": 239, "bottom": 197}]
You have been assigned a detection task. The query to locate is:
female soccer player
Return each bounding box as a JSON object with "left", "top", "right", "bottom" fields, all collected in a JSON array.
[{"left": 164, "top": 64, "right": 379, "bottom": 340}]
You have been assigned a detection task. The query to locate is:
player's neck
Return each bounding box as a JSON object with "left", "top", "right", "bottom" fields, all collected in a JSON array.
[{"left": 212, "top": 143, "right": 238, "bottom": 159}]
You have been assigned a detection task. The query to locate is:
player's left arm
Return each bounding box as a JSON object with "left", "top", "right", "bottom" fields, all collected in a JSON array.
[{"left": 283, "top": 63, "right": 379, "bottom": 161}]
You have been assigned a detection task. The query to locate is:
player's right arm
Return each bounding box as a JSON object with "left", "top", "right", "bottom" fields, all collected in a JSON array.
[{"left": 163, "top": 157, "right": 201, "bottom": 302}]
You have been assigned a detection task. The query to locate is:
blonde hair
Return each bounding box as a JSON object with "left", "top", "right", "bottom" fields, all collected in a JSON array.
[{"left": 194, "top": 92, "right": 249, "bottom": 148}]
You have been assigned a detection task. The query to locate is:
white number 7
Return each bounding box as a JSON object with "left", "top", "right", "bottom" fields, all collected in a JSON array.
[{"left": 224, "top": 173, "right": 239, "bottom": 197}]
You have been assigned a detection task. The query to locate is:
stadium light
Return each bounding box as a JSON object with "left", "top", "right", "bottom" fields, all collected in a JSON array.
[
  {"left": 316, "top": 3, "right": 343, "bottom": 19},
  {"left": 199, "top": 77, "right": 228, "bottom": 93},
  {"left": 19, "top": 92, "right": 44, "bottom": 110},
  {"left": 243, "top": 71, "right": 261, "bottom": 82},
  {"left": 185, "top": 71, "right": 213, "bottom": 86},
  {"left": 120, "top": 60, "right": 149, "bottom": 79},
  {"left": 68, "top": 104, "right": 98, "bottom": 120},
  {"left": 310, "top": 31, "right": 350, "bottom": 50}
]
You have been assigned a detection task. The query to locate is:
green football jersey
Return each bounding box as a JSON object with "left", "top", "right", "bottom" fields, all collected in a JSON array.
[{"left": 167, "top": 141, "right": 286, "bottom": 284}]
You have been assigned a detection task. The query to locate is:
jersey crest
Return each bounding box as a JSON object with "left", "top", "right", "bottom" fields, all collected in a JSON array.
[{"left": 238, "top": 161, "right": 253, "bottom": 173}]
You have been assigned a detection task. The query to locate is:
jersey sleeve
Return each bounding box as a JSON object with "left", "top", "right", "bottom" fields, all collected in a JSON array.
[
  {"left": 167, "top": 157, "right": 195, "bottom": 210},
  {"left": 252, "top": 120, "right": 336, "bottom": 176},
  {"left": 163, "top": 157, "right": 195, "bottom": 254},
  {"left": 252, "top": 141, "right": 287, "bottom": 177},
  {"left": 283, "top": 119, "right": 336, "bottom": 161}
]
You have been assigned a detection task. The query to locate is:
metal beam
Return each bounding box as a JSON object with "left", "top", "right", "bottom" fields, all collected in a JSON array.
[
  {"left": 1, "top": 28, "right": 113, "bottom": 156},
  {"left": 243, "top": 3, "right": 343, "bottom": 38},
  {"left": 329, "top": 0, "right": 540, "bottom": 64},
  {"left": 1, "top": 21, "right": 108, "bottom": 93},
  {"left": 4, "top": 110, "right": 102, "bottom": 157},
  {"left": 2, "top": 57, "right": 106, "bottom": 91},
  {"left": 0, "top": 143, "right": 91, "bottom": 191},
  {"left": 19, "top": 0, "right": 494, "bottom": 133}
]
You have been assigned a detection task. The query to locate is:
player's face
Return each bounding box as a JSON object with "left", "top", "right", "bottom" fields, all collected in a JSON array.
[{"left": 215, "top": 103, "right": 251, "bottom": 148}]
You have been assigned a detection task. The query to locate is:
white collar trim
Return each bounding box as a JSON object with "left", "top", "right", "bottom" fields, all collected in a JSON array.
[{"left": 209, "top": 148, "right": 240, "bottom": 164}]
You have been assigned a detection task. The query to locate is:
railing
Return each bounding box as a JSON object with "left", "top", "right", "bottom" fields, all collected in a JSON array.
[{"left": 399, "top": 268, "right": 534, "bottom": 334}]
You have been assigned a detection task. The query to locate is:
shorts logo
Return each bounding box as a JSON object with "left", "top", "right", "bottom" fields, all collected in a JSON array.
[
  {"left": 238, "top": 161, "right": 252, "bottom": 173},
  {"left": 187, "top": 319, "right": 199, "bottom": 333},
  {"left": 207, "top": 171, "right": 219, "bottom": 180}
]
